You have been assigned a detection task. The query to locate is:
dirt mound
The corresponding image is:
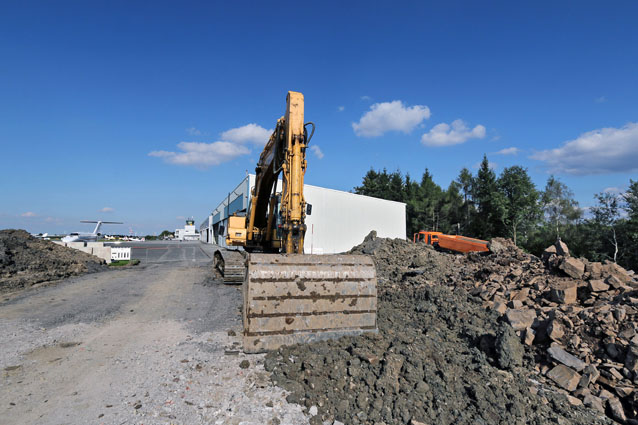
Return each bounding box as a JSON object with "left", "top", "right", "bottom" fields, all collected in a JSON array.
[
  {"left": 264, "top": 234, "right": 613, "bottom": 424},
  {"left": 347, "top": 231, "right": 461, "bottom": 290},
  {"left": 0, "top": 229, "right": 107, "bottom": 293}
]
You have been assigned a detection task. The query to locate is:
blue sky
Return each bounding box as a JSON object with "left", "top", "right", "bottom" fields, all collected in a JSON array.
[{"left": 1, "top": 1, "right": 637, "bottom": 235}]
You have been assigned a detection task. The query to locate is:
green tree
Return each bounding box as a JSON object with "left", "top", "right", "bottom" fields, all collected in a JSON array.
[
  {"left": 541, "top": 176, "right": 582, "bottom": 239},
  {"left": 590, "top": 191, "right": 621, "bottom": 263},
  {"left": 456, "top": 167, "right": 475, "bottom": 231},
  {"left": 388, "top": 170, "right": 405, "bottom": 202},
  {"left": 622, "top": 180, "right": 638, "bottom": 271},
  {"left": 624, "top": 180, "right": 638, "bottom": 221},
  {"left": 523, "top": 177, "right": 581, "bottom": 258},
  {"left": 473, "top": 155, "right": 504, "bottom": 239},
  {"left": 354, "top": 168, "right": 384, "bottom": 198},
  {"left": 498, "top": 166, "right": 540, "bottom": 246},
  {"left": 404, "top": 173, "right": 424, "bottom": 237},
  {"left": 439, "top": 181, "right": 464, "bottom": 234},
  {"left": 420, "top": 169, "right": 443, "bottom": 231},
  {"left": 354, "top": 168, "right": 404, "bottom": 201}
]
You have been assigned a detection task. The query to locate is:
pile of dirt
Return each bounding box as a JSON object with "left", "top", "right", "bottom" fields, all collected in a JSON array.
[
  {"left": 0, "top": 229, "right": 107, "bottom": 293},
  {"left": 264, "top": 232, "right": 619, "bottom": 425}
]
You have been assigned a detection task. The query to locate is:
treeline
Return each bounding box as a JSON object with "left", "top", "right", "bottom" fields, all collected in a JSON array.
[{"left": 354, "top": 155, "right": 638, "bottom": 272}]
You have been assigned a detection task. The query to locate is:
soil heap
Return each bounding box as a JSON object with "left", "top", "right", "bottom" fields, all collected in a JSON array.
[
  {"left": 0, "top": 229, "right": 106, "bottom": 293},
  {"left": 265, "top": 232, "right": 637, "bottom": 425}
]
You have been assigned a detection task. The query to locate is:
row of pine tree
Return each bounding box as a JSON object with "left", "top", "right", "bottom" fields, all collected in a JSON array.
[{"left": 353, "top": 155, "right": 638, "bottom": 273}]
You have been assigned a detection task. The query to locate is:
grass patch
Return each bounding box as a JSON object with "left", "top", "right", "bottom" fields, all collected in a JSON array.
[{"left": 109, "top": 259, "right": 140, "bottom": 267}]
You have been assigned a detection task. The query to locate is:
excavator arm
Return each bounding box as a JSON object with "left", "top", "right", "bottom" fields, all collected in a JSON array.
[
  {"left": 215, "top": 91, "right": 377, "bottom": 353},
  {"left": 229, "top": 91, "right": 309, "bottom": 254}
]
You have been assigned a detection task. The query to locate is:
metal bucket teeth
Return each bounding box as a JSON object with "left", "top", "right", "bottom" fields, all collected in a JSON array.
[{"left": 243, "top": 253, "right": 378, "bottom": 353}]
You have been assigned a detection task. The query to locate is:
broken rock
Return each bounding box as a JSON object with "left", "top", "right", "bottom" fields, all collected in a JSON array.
[
  {"left": 505, "top": 308, "right": 537, "bottom": 331},
  {"left": 606, "top": 274, "right": 624, "bottom": 289},
  {"left": 560, "top": 257, "right": 585, "bottom": 279},
  {"left": 492, "top": 301, "right": 507, "bottom": 315},
  {"left": 547, "top": 320, "right": 565, "bottom": 341},
  {"left": 548, "top": 344, "right": 587, "bottom": 372},
  {"left": 604, "top": 261, "right": 632, "bottom": 284},
  {"left": 547, "top": 364, "right": 581, "bottom": 392},
  {"left": 587, "top": 262, "right": 603, "bottom": 279},
  {"left": 550, "top": 281, "right": 578, "bottom": 304},
  {"left": 555, "top": 240, "right": 570, "bottom": 257},
  {"left": 588, "top": 279, "right": 610, "bottom": 292},
  {"left": 608, "top": 397, "right": 627, "bottom": 423},
  {"left": 625, "top": 346, "right": 638, "bottom": 372},
  {"left": 583, "top": 395, "right": 605, "bottom": 414}
]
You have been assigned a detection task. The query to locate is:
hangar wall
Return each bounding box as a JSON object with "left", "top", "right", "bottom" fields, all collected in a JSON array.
[
  {"left": 203, "top": 174, "right": 406, "bottom": 253},
  {"left": 303, "top": 184, "right": 405, "bottom": 254}
]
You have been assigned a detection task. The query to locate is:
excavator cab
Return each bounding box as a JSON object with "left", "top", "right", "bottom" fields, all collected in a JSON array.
[{"left": 413, "top": 231, "right": 442, "bottom": 245}]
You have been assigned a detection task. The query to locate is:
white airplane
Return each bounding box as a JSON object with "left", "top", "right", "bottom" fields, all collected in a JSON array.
[{"left": 62, "top": 221, "right": 123, "bottom": 243}]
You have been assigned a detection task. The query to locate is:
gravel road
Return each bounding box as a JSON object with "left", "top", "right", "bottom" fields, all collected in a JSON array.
[{"left": 0, "top": 243, "right": 308, "bottom": 425}]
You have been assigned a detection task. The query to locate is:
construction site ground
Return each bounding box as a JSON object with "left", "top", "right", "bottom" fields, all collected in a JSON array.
[
  {"left": 2, "top": 231, "right": 638, "bottom": 424},
  {"left": 0, "top": 241, "right": 307, "bottom": 425}
]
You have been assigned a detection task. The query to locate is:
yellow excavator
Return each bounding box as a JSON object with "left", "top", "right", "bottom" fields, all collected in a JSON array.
[{"left": 214, "top": 91, "right": 377, "bottom": 353}]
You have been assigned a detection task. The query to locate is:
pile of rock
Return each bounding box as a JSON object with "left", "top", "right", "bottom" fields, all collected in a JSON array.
[{"left": 469, "top": 239, "right": 638, "bottom": 423}]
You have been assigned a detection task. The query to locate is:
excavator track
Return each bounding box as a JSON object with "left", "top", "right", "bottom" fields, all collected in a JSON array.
[
  {"left": 242, "top": 253, "right": 377, "bottom": 353},
  {"left": 214, "top": 249, "right": 246, "bottom": 284}
]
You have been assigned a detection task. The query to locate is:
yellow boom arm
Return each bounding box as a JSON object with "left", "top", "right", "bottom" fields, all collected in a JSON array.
[{"left": 227, "top": 91, "right": 309, "bottom": 254}]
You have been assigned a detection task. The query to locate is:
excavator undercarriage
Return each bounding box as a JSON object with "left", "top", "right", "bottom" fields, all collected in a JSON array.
[{"left": 214, "top": 249, "right": 246, "bottom": 284}]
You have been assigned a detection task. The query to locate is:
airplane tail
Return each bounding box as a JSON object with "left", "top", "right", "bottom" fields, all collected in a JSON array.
[{"left": 80, "top": 220, "right": 123, "bottom": 235}]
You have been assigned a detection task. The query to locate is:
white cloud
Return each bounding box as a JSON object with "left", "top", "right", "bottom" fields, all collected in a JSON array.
[
  {"left": 421, "top": 119, "right": 486, "bottom": 147},
  {"left": 310, "top": 145, "right": 324, "bottom": 159},
  {"left": 603, "top": 187, "right": 623, "bottom": 194},
  {"left": 150, "top": 123, "right": 272, "bottom": 168},
  {"left": 337, "top": 106, "right": 345, "bottom": 112},
  {"left": 149, "top": 141, "right": 250, "bottom": 167},
  {"left": 220, "top": 123, "right": 271, "bottom": 146},
  {"left": 21, "top": 211, "right": 36, "bottom": 217},
  {"left": 360, "top": 95, "right": 372, "bottom": 101},
  {"left": 100, "top": 207, "right": 115, "bottom": 213},
  {"left": 531, "top": 122, "right": 638, "bottom": 175},
  {"left": 595, "top": 96, "right": 607, "bottom": 103},
  {"left": 352, "top": 100, "right": 431, "bottom": 137},
  {"left": 186, "top": 127, "right": 202, "bottom": 136},
  {"left": 494, "top": 147, "right": 520, "bottom": 155}
]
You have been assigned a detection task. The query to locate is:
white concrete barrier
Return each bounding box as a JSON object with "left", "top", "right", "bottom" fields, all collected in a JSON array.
[
  {"left": 53, "top": 241, "right": 113, "bottom": 264},
  {"left": 93, "top": 246, "right": 113, "bottom": 263}
]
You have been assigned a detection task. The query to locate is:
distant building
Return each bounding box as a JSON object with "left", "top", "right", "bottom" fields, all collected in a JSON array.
[
  {"left": 175, "top": 218, "right": 199, "bottom": 241},
  {"left": 199, "top": 174, "right": 406, "bottom": 254}
]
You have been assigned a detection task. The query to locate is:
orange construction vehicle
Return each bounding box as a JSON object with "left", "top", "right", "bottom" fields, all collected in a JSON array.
[{"left": 413, "top": 231, "right": 489, "bottom": 253}]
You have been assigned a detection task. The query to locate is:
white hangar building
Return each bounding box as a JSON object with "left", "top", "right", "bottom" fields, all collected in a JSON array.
[{"left": 200, "top": 174, "right": 406, "bottom": 254}]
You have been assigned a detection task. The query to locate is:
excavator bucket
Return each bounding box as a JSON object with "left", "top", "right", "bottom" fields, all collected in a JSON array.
[{"left": 243, "top": 253, "right": 377, "bottom": 353}]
